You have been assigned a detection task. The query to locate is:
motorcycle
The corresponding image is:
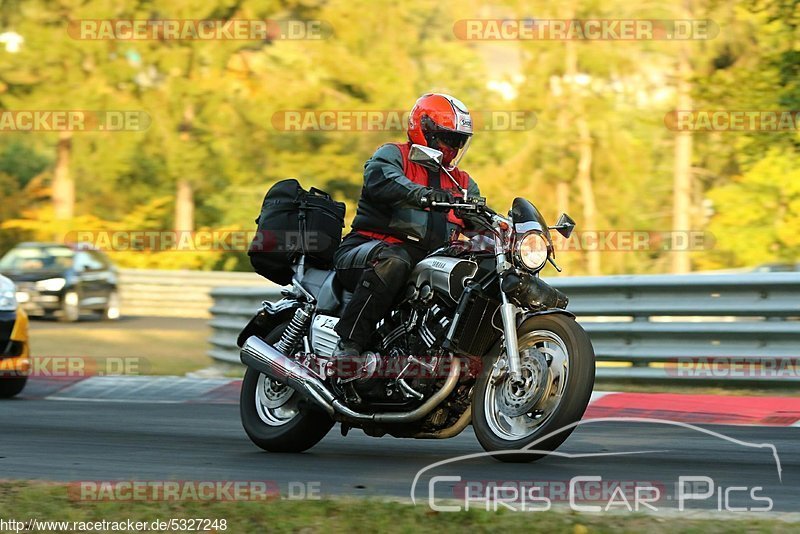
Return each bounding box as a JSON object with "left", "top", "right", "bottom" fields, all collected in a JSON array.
[{"left": 237, "top": 144, "right": 596, "bottom": 462}]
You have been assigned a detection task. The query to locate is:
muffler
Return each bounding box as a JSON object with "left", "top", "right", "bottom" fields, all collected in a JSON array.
[
  {"left": 241, "top": 335, "right": 337, "bottom": 416},
  {"left": 240, "top": 335, "right": 461, "bottom": 424}
]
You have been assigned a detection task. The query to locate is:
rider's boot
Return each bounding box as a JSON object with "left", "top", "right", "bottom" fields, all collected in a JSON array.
[{"left": 331, "top": 339, "right": 363, "bottom": 380}]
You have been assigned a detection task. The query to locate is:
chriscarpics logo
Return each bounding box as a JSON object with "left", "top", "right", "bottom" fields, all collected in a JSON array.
[{"left": 411, "top": 418, "right": 783, "bottom": 515}]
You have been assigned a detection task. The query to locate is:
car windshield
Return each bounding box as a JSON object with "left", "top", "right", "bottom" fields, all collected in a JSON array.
[{"left": 0, "top": 247, "right": 75, "bottom": 271}]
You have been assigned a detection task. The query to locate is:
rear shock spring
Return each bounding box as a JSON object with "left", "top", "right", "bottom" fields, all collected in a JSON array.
[{"left": 274, "top": 306, "right": 312, "bottom": 354}]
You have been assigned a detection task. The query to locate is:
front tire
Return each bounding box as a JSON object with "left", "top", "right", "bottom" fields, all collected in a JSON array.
[
  {"left": 239, "top": 322, "right": 334, "bottom": 453},
  {"left": 0, "top": 377, "right": 27, "bottom": 398},
  {"left": 472, "top": 313, "right": 595, "bottom": 462}
]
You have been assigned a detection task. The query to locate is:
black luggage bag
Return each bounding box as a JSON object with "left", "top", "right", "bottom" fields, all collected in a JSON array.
[{"left": 248, "top": 179, "right": 346, "bottom": 285}]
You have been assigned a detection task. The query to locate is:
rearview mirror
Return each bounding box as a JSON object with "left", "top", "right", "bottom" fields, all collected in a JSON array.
[
  {"left": 552, "top": 213, "right": 576, "bottom": 238},
  {"left": 408, "top": 144, "right": 443, "bottom": 170},
  {"left": 409, "top": 143, "right": 469, "bottom": 198}
]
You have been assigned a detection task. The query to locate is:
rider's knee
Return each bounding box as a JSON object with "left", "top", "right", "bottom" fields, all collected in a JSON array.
[{"left": 372, "top": 246, "right": 412, "bottom": 288}]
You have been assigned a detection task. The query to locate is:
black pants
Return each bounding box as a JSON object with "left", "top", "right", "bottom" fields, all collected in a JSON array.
[{"left": 333, "top": 233, "right": 426, "bottom": 347}]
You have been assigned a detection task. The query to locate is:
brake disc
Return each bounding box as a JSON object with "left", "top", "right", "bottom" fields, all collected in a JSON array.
[{"left": 497, "top": 347, "right": 552, "bottom": 418}]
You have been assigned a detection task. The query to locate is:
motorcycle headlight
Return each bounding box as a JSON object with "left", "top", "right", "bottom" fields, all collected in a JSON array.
[
  {"left": 515, "top": 232, "right": 549, "bottom": 272},
  {"left": 0, "top": 289, "right": 17, "bottom": 311},
  {"left": 35, "top": 277, "right": 66, "bottom": 292}
]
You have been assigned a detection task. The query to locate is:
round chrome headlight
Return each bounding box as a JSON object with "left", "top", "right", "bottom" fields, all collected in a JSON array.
[{"left": 516, "top": 232, "right": 549, "bottom": 271}]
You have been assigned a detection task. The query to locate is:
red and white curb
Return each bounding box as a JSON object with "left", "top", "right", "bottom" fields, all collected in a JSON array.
[
  {"left": 584, "top": 391, "right": 800, "bottom": 427},
  {"left": 18, "top": 376, "right": 800, "bottom": 427}
]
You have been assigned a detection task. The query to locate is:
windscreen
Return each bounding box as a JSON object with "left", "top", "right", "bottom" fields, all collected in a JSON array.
[{"left": 0, "top": 247, "right": 74, "bottom": 271}]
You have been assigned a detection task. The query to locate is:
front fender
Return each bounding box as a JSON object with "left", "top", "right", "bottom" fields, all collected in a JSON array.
[
  {"left": 236, "top": 298, "right": 299, "bottom": 348},
  {"left": 501, "top": 271, "right": 569, "bottom": 311},
  {"left": 517, "top": 308, "right": 575, "bottom": 326}
]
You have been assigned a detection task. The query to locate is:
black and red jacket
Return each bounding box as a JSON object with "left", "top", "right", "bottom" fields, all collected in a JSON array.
[{"left": 350, "top": 142, "right": 481, "bottom": 251}]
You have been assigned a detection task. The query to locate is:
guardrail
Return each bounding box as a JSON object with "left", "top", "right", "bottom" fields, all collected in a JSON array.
[
  {"left": 555, "top": 273, "right": 800, "bottom": 383},
  {"left": 208, "top": 272, "right": 800, "bottom": 384},
  {"left": 208, "top": 286, "right": 282, "bottom": 363},
  {"left": 118, "top": 268, "right": 266, "bottom": 318}
]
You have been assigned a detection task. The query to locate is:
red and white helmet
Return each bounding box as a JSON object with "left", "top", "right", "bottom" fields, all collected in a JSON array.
[{"left": 407, "top": 93, "right": 473, "bottom": 169}]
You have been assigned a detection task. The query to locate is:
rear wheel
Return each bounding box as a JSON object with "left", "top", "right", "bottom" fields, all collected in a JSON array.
[
  {"left": 472, "top": 313, "right": 595, "bottom": 462},
  {"left": 240, "top": 322, "right": 334, "bottom": 453}
]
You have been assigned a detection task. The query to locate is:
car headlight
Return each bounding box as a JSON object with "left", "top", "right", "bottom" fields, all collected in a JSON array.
[
  {"left": 35, "top": 277, "right": 66, "bottom": 292},
  {"left": 515, "top": 232, "right": 549, "bottom": 272},
  {"left": 0, "top": 289, "right": 17, "bottom": 311}
]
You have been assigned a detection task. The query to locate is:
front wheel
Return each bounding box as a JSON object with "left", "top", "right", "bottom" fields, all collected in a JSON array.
[
  {"left": 239, "top": 322, "right": 334, "bottom": 453},
  {"left": 0, "top": 377, "right": 27, "bottom": 398},
  {"left": 472, "top": 313, "right": 595, "bottom": 462}
]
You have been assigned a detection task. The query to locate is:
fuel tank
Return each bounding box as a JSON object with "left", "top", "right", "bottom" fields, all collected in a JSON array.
[{"left": 409, "top": 256, "right": 478, "bottom": 302}]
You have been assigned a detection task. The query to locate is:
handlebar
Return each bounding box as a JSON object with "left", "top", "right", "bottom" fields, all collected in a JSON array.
[
  {"left": 429, "top": 198, "right": 508, "bottom": 232},
  {"left": 429, "top": 202, "right": 475, "bottom": 209},
  {"left": 430, "top": 196, "right": 490, "bottom": 211}
]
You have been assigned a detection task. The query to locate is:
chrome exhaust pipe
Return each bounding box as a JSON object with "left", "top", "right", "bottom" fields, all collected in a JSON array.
[
  {"left": 353, "top": 357, "right": 461, "bottom": 423},
  {"left": 413, "top": 406, "right": 472, "bottom": 439},
  {"left": 241, "top": 335, "right": 336, "bottom": 417},
  {"left": 240, "top": 335, "right": 461, "bottom": 424}
]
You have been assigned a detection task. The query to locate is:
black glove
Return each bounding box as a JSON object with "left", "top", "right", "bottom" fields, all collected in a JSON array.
[
  {"left": 412, "top": 188, "right": 455, "bottom": 209},
  {"left": 407, "top": 186, "right": 431, "bottom": 208},
  {"left": 429, "top": 189, "right": 455, "bottom": 206}
]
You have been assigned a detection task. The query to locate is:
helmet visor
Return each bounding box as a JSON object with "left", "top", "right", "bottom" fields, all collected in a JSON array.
[{"left": 442, "top": 134, "right": 471, "bottom": 170}]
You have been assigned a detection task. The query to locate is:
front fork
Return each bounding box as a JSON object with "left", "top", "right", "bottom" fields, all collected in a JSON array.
[
  {"left": 495, "top": 242, "right": 522, "bottom": 382},
  {"left": 499, "top": 293, "right": 521, "bottom": 381}
]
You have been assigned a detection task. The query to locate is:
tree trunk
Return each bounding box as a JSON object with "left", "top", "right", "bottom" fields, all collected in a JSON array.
[
  {"left": 672, "top": 41, "right": 693, "bottom": 274},
  {"left": 556, "top": 181, "right": 570, "bottom": 216},
  {"left": 564, "top": 35, "right": 601, "bottom": 275},
  {"left": 576, "top": 118, "right": 600, "bottom": 275},
  {"left": 52, "top": 131, "right": 74, "bottom": 221},
  {"left": 175, "top": 103, "right": 195, "bottom": 233},
  {"left": 174, "top": 179, "right": 194, "bottom": 233}
]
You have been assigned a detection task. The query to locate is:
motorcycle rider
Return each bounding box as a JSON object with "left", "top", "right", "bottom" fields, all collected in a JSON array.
[{"left": 332, "top": 93, "right": 480, "bottom": 371}]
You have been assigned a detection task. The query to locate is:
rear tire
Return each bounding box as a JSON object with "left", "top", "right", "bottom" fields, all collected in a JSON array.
[
  {"left": 0, "top": 377, "right": 27, "bottom": 398},
  {"left": 240, "top": 322, "right": 334, "bottom": 453},
  {"left": 472, "top": 313, "right": 595, "bottom": 462}
]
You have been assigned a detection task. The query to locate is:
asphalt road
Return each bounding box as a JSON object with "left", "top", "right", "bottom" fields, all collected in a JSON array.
[{"left": 1, "top": 399, "right": 797, "bottom": 516}]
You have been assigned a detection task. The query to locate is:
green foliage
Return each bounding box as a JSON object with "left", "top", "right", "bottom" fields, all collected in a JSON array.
[
  {"left": 0, "top": 138, "right": 51, "bottom": 186},
  {"left": 0, "top": 0, "right": 797, "bottom": 272},
  {"left": 700, "top": 148, "right": 800, "bottom": 269}
]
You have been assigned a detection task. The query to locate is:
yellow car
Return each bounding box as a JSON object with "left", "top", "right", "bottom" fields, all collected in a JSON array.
[{"left": 0, "top": 274, "right": 30, "bottom": 398}]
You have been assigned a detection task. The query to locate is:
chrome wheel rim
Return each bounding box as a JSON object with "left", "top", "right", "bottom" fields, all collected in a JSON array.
[
  {"left": 254, "top": 373, "right": 299, "bottom": 426},
  {"left": 484, "top": 330, "right": 570, "bottom": 441}
]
